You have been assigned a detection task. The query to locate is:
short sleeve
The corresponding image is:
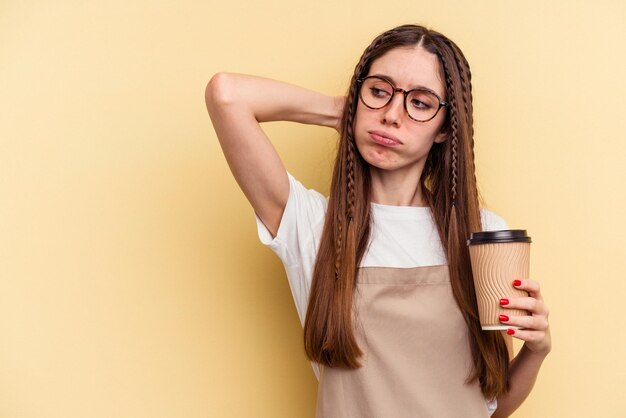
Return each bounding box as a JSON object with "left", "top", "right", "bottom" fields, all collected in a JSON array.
[
  {"left": 480, "top": 208, "right": 510, "bottom": 232},
  {"left": 254, "top": 171, "right": 328, "bottom": 325},
  {"left": 255, "top": 172, "right": 327, "bottom": 266}
]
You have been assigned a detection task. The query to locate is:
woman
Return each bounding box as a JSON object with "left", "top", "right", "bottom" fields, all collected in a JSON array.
[{"left": 205, "top": 24, "right": 551, "bottom": 418}]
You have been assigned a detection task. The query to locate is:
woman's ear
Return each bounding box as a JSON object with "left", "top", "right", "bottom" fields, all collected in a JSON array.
[{"left": 434, "top": 131, "right": 448, "bottom": 144}]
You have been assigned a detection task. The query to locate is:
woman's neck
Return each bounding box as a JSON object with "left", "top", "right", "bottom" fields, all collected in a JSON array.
[{"left": 369, "top": 166, "right": 427, "bottom": 207}]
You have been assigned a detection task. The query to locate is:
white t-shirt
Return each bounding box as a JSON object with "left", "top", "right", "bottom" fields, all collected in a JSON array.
[{"left": 255, "top": 172, "right": 509, "bottom": 415}]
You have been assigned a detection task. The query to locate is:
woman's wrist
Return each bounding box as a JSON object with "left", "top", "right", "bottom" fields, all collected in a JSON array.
[
  {"left": 289, "top": 93, "right": 344, "bottom": 129},
  {"left": 315, "top": 95, "right": 344, "bottom": 131},
  {"left": 522, "top": 341, "right": 551, "bottom": 359},
  {"left": 331, "top": 96, "right": 345, "bottom": 130}
]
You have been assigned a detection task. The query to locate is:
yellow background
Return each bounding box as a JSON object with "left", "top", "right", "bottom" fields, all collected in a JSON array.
[{"left": 1, "top": 1, "right": 625, "bottom": 417}]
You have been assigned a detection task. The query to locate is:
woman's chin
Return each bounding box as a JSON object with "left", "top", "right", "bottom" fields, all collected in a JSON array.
[{"left": 359, "top": 147, "right": 399, "bottom": 169}]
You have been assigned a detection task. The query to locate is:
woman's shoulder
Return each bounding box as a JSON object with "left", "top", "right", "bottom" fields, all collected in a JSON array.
[{"left": 479, "top": 207, "right": 510, "bottom": 232}]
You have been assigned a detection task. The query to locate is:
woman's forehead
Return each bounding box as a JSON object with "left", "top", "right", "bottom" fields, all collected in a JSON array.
[{"left": 368, "top": 46, "right": 445, "bottom": 95}]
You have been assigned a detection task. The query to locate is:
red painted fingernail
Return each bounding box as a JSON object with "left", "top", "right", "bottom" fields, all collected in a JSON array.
[
  {"left": 507, "top": 328, "right": 515, "bottom": 335},
  {"left": 499, "top": 314, "right": 509, "bottom": 322},
  {"left": 500, "top": 298, "right": 509, "bottom": 306},
  {"left": 513, "top": 280, "right": 522, "bottom": 286}
]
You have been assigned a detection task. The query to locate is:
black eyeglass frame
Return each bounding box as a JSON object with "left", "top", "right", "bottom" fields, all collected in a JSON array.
[{"left": 356, "top": 76, "right": 448, "bottom": 122}]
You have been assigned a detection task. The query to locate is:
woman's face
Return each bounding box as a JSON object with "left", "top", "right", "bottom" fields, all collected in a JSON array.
[{"left": 353, "top": 46, "right": 448, "bottom": 177}]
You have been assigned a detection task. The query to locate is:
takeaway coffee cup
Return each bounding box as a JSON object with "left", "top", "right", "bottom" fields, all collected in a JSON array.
[{"left": 467, "top": 230, "right": 532, "bottom": 330}]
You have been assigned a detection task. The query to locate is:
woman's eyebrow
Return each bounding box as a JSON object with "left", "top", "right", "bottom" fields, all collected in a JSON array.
[{"left": 369, "top": 73, "right": 434, "bottom": 92}]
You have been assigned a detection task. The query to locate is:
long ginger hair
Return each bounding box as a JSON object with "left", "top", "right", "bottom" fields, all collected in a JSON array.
[{"left": 303, "top": 24, "right": 510, "bottom": 399}]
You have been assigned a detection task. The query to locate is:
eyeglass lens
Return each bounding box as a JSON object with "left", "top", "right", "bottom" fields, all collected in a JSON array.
[{"left": 360, "top": 77, "right": 441, "bottom": 122}]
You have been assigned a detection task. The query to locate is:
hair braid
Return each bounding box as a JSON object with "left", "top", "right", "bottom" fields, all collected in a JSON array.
[
  {"left": 346, "top": 119, "right": 356, "bottom": 222},
  {"left": 334, "top": 220, "right": 342, "bottom": 280},
  {"left": 333, "top": 73, "right": 360, "bottom": 281},
  {"left": 440, "top": 53, "right": 460, "bottom": 209},
  {"left": 445, "top": 40, "right": 473, "bottom": 135},
  {"left": 436, "top": 37, "right": 510, "bottom": 399},
  {"left": 445, "top": 39, "right": 481, "bottom": 231},
  {"left": 331, "top": 29, "right": 397, "bottom": 281}
]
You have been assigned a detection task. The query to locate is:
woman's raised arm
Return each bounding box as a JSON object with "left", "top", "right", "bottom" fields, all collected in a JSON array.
[{"left": 205, "top": 73, "right": 343, "bottom": 237}]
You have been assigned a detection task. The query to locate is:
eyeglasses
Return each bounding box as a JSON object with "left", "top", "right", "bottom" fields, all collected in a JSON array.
[{"left": 357, "top": 76, "right": 448, "bottom": 122}]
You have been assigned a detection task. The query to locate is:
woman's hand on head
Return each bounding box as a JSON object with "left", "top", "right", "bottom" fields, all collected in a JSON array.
[
  {"left": 205, "top": 74, "right": 349, "bottom": 237},
  {"left": 498, "top": 279, "right": 552, "bottom": 357}
]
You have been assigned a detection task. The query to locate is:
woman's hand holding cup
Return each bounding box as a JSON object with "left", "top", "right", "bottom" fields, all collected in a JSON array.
[{"left": 499, "top": 278, "right": 552, "bottom": 356}]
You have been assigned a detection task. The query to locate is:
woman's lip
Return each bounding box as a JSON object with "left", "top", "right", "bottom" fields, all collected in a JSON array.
[{"left": 369, "top": 131, "right": 402, "bottom": 146}]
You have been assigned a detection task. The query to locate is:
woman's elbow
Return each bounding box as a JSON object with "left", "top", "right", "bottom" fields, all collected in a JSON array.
[{"left": 205, "top": 72, "right": 237, "bottom": 110}]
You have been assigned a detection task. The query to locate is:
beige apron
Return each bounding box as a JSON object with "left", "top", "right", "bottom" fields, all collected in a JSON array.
[{"left": 315, "top": 265, "right": 490, "bottom": 418}]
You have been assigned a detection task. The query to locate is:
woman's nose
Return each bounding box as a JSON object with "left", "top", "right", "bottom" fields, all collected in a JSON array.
[{"left": 382, "top": 93, "right": 405, "bottom": 126}]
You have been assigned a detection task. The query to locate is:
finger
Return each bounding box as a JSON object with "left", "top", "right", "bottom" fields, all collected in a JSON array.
[
  {"left": 500, "top": 297, "right": 549, "bottom": 316},
  {"left": 504, "top": 327, "right": 546, "bottom": 345},
  {"left": 512, "top": 278, "right": 543, "bottom": 300},
  {"left": 499, "top": 313, "right": 549, "bottom": 331}
]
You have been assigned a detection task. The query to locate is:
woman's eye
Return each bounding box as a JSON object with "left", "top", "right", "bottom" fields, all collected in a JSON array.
[
  {"left": 410, "top": 99, "right": 431, "bottom": 109},
  {"left": 370, "top": 87, "right": 390, "bottom": 98}
]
